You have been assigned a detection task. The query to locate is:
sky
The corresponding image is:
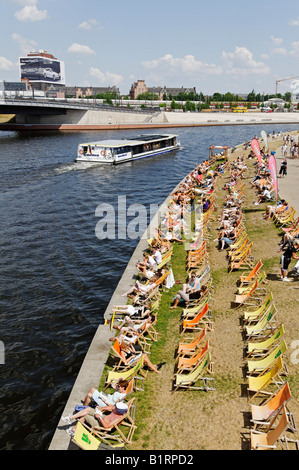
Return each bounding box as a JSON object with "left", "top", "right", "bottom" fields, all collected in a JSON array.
[{"left": 1, "top": 0, "right": 299, "bottom": 96}]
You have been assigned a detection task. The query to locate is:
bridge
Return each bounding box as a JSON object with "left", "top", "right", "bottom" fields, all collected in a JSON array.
[{"left": 1, "top": 98, "right": 299, "bottom": 131}]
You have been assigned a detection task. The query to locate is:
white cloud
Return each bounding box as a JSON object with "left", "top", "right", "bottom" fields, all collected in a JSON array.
[
  {"left": 14, "top": 0, "right": 48, "bottom": 22},
  {"left": 290, "top": 41, "right": 299, "bottom": 57},
  {"left": 78, "top": 19, "right": 103, "bottom": 31},
  {"left": 12, "top": 33, "right": 38, "bottom": 56},
  {"left": 67, "top": 43, "right": 96, "bottom": 55},
  {"left": 0, "top": 56, "right": 15, "bottom": 71},
  {"left": 222, "top": 46, "right": 270, "bottom": 76},
  {"left": 89, "top": 67, "right": 124, "bottom": 85},
  {"left": 142, "top": 53, "right": 222, "bottom": 76},
  {"left": 270, "top": 35, "right": 283, "bottom": 46},
  {"left": 289, "top": 18, "right": 299, "bottom": 26},
  {"left": 272, "top": 47, "right": 287, "bottom": 55}
]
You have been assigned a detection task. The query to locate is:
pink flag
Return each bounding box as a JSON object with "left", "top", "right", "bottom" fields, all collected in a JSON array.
[
  {"left": 269, "top": 154, "right": 278, "bottom": 201},
  {"left": 251, "top": 138, "right": 262, "bottom": 165}
]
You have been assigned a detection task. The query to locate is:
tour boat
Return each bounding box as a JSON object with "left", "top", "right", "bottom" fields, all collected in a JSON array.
[{"left": 75, "top": 133, "right": 180, "bottom": 164}]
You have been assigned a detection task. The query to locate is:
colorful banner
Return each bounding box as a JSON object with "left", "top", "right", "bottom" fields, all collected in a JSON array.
[
  {"left": 261, "top": 130, "right": 268, "bottom": 150},
  {"left": 269, "top": 154, "right": 278, "bottom": 201},
  {"left": 251, "top": 138, "right": 262, "bottom": 165}
]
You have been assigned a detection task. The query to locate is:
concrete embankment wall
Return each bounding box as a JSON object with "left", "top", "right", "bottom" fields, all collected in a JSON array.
[
  {"left": 48, "top": 180, "right": 179, "bottom": 450},
  {"left": 4, "top": 109, "right": 299, "bottom": 131}
]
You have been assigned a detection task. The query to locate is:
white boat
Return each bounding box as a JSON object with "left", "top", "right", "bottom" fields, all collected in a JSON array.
[{"left": 75, "top": 133, "right": 180, "bottom": 164}]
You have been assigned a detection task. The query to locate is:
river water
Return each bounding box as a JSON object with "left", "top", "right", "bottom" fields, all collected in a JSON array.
[{"left": 0, "top": 123, "right": 297, "bottom": 450}]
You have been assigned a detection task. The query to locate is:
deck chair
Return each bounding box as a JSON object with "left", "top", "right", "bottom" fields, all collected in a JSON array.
[
  {"left": 173, "top": 351, "right": 215, "bottom": 392},
  {"left": 242, "top": 292, "right": 274, "bottom": 326},
  {"left": 239, "top": 260, "right": 263, "bottom": 287},
  {"left": 244, "top": 303, "right": 278, "bottom": 340},
  {"left": 181, "top": 293, "right": 212, "bottom": 319},
  {"left": 176, "top": 327, "right": 207, "bottom": 358},
  {"left": 72, "top": 420, "right": 102, "bottom": 450},
  {"left": 133, "top": 270, "right": 171, "bottom": 305},
  {"left": 88, "top": 398, "right": 137, "bottom": 446},
  {"left": 247, "top": 356, "right": 286, "bottom": 403},
  {"left": 281, "top": 216, "right": 299, "bottom": 233},
  {"left": 176, "top": 340, "right": 210, "bottom": 373},
  {"left": 105, "top": 355, "right": 146, "bottom": 391},
  {"left": 244, "top": 324, "right": 285, "bottom": 359},
  {"left": 156, "top": 248, "right": 173, "bottom": 270},
  {"left": 181, "top": 303, "right": 213, "bottom": 333},
  {"left": 229, "top": 243, "right": 254, "bottom": 272},
  {"left": 250, "top": 382, "right": 296, "bottom": 432},
  {"left": 233, "top": 280, "right": 259, "bottom": 309},
  {"left": 250, "top": 404, "right": 290, "bottom": 450},
  {"left": 237, "top": 271, "right": 267, "bottom": 296},
  {"left": 246, "top": 340, "right": 287, "bottom": 375},
  {"left": 245, "top": 324, "right": 285, "bottom": 360}
]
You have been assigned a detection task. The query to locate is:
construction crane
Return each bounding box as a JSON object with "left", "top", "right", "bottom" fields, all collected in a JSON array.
[{"left": 275, "top": 76, "right": 299, "bottom": 95}]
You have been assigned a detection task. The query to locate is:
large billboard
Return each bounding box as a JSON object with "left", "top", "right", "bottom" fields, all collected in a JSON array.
[{"left": 19, "top": 56, "right": 65, "bottom": 85}]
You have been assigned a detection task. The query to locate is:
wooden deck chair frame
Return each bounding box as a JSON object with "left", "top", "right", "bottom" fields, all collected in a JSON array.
[{"left": 237, "top": 271, "right": 267, "bottom": 296}]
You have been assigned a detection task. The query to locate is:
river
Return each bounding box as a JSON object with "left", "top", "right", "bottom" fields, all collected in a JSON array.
[{"left": 0, "top": 123, "right": 297, "bottom": 450}]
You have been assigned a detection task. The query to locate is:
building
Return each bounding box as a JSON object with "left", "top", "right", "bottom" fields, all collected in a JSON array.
[
  {"left": 19, "top": 50, "right": 65, "bottom": 94},
  {"left": 129, "top": 80, "right": 148, "bottom": 99},
  {"left": 64, "top": 86, "right": 120, "bottom": 99}
]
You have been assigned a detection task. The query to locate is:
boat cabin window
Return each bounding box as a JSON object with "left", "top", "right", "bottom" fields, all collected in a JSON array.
[{"left": 114, "top": 146, "right": 131, "bottom": 155}]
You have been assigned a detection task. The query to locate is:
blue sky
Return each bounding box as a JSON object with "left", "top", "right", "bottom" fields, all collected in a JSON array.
[{"left": 2, "top": 0, "right": 299, "bottom": 96}]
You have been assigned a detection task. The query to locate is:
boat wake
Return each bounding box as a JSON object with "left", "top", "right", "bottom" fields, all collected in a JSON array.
[{"left": 55, "top": 161, "right": 102, "bottom": 174}]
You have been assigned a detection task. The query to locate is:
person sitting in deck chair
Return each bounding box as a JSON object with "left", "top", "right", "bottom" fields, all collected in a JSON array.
[
  {"left": 63, "top": 402, "right": 130, "bottom": 437},
  {"left": 170, "top": 285, "right": 208, "bottom": 310}
]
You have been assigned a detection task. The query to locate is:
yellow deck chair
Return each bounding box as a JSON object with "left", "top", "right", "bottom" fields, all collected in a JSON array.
[
  {"left": 245, "top": 324, "right": 285, "bottom": 359},
  {"left": 243, "top": 292, "right": 274, "bottom": 325},
  {"left": 250, "top": 404, "right": 289, "bottom": 450},
  {"left": 105, "top": 355, "right": 146, "bottom": 391},
  {"left": 234, "top": 280, "right": 259, "bottom": 309},
  {"left": 173, "top": 351, "right": 215, "bottom": 391},
  {"left": 244, "top": 303, "right": 278, "bottom": 339},
  {"left": 72, "top": 421, "right": 101, "bottom": 450},
  {"left": 229, "top": 243, "right": 254, "bottom": 272},
  {"left": 246, "top": 340, "right": 287, "bottom": 375},
  {"left": 247, "top": 356, "right": 286, "bottom": 403}
]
